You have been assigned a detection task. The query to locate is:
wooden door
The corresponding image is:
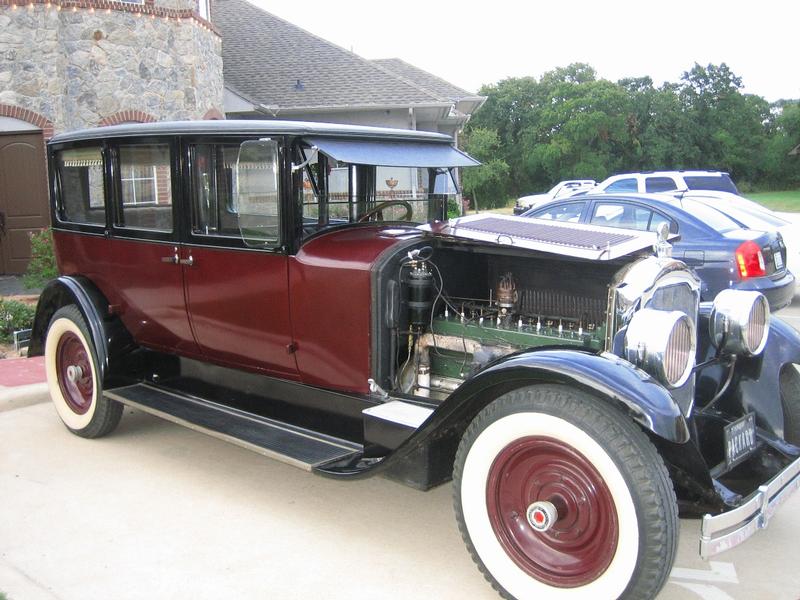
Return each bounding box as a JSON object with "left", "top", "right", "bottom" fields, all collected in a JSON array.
[{"left": 0, "top": 133, "right": 50, "bottom": 274}]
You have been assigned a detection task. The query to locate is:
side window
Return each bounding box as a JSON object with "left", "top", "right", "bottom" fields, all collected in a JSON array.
[
  {"left": 117, "top": 144, "right": 173, "bottom": 232},
  {"left": 604, "top": 178, "right": 638, "bottom": 193},
  {"left": 55, "top": 147, "right": 106, "bottom": 226},
  {"left": 645, "top": 177, "right": 678, "bottom": 193},
  {"left": 591, "top": 202, "right": 653, "bottom": 231},
  {"left": 648, "top": 211, "right": 672, "bottom": 233},
  {"left": 190, "top": 143, "right": 242, "bottom": 238},
  {"left": 531, "top": 201, "right": 586, "bottom": 223},
  {"left": 234, "top": 139, "right": 281, "bottom": 247}
]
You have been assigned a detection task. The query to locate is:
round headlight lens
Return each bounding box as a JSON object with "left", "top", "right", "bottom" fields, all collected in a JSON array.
[
  {"left": 625, "top": 308, "right": 696, "bottom": 388},
  {"left": 710, "top": 289, "right": 769, "bottom": 356}
]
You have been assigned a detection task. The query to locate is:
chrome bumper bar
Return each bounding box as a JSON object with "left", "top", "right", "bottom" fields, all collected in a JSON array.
[{"left": 700, "top": 455, "right": 800, "bottom": 558}]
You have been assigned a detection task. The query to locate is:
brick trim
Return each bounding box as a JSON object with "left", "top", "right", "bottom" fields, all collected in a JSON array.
[
  {"left": 0, "top": 104, "right": 55, "bottom": 139},
  {"left": 202, "top": 107, "right": 225, "bottom": 120},
  {"left": 0, "top": 0, "right": 220, "bottom": 36},
  {"left": 98, "top": 110, "right": 158, "bottom": 127}
]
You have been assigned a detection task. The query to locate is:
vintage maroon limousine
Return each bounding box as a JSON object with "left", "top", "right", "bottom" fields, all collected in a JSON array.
[{"left": 30, "top": 121, "right": 800, "bottom": 599}]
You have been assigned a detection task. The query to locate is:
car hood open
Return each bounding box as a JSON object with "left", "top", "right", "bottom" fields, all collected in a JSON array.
[{"left": 420, "top": 214, "right": 663, "bottom": 261}]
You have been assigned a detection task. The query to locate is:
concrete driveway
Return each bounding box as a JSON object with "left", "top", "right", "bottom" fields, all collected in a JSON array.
[{"left": 2, "top": 305, "right": 800, "bottom": 600}]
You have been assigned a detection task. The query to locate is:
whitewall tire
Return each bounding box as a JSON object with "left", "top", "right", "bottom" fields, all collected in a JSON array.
[
  {"left": 45, "top": 305, "right": 122, "bottom": 438},
  {"left": 453, "top": 385, "right": 678, "bottom": 600}
]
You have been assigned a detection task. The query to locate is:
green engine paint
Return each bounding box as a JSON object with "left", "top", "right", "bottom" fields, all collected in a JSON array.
[{"left": 428, "top": 315, "right": 605, "bottom": 379}]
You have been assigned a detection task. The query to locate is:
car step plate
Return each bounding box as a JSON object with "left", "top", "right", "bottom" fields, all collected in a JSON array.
[
  {"left": 725, "top": 412, "right": 757, "bottom": 469},
  {"left": 105, "top": 383, "right": 362, "bottom": 471}
]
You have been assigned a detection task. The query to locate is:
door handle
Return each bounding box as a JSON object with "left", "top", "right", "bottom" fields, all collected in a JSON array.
[
  {"left": 0, "top": 212, "right": 5, "bottom": 236},
  {"left": 179, "top": 255, "right": 194, "bottom": 267},
  {"left": 161, "top": 246, "right": 179, "bottom": 264}
]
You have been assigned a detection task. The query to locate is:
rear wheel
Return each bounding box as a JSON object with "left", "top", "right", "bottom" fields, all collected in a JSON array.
[
  {"left": 779, "top": 364, "right": 800, "bottom": 445},
  {"left": 453, "top": 385, "right": 678, "bottom": 600},
  {"left": 45, "top": 305, "right": 122, "bottom": 438}
]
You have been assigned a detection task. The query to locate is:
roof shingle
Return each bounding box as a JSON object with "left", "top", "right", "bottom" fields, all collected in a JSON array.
[{"left": 215, "top": 0, "right": 458, "bottom": 110}]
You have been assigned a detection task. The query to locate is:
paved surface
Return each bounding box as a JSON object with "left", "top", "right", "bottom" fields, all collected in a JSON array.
[
  {"left": 1, "top": 305, "right": 799, "bottom": 600},
  {"left": 0, "top": 275, "right": 41, "bottom": 297}
]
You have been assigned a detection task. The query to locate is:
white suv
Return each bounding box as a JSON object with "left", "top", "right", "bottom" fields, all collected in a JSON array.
[{"left": 594, "top": 170, "right": 738, "bottom": 194}]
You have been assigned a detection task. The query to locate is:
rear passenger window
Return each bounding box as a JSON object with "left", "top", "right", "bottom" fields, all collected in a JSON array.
[
  {"left": 117, "top": 144, "right": 173, "bottom": 232},
  {"left": 55, "top": 147, "right": 106, "bottom": 226},
  {"left": 645, "top": 177, "right": 678, "bottom": 193},
  {"left": 604, "top": 178, "right": 638, "bottom": 193}
]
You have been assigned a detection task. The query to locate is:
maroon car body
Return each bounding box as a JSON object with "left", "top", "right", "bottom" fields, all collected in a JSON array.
[{"left": 29, "top": 120, "right": 800, "bottom": 600}]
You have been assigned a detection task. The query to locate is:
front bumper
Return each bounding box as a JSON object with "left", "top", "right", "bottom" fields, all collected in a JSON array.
[{"left": 700, "top": 455, "right": 800, "bottom": 558}]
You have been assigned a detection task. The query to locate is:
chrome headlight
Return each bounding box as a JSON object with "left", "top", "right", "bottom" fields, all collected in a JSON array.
[
  {"left": 625, "top": 308, "right": 696, "bottom": 388},
  {"left": 710, "top": 289, "right": 769, "bottom": 356}
]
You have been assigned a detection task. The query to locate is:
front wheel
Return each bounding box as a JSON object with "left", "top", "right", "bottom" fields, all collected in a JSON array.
[
  {"left": 453, "top": 385, "right": 678, "bottom": 600},
  {"left": 45, "top": 305, "right": 122, "bottom": 438}
]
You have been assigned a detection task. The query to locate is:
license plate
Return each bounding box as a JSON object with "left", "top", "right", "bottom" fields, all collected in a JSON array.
[
  {"left": 725, "top": 413, "right": 757, "bottom": 469},
  {"left": 774, "top": 250, "right": 784, "bottom": 270}
]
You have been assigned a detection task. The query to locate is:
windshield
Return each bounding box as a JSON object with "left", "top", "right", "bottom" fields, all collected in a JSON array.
[
  {"left": 298, "top": 142, "right": 460, "bottom": 237},
  {"left": 680, "top": 199, "right": 740, "bottom": 232},
  {"left": 684, "top": 175, "right": 738, "bottom": 194}
]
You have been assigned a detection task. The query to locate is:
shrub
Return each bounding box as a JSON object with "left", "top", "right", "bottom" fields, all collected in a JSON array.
[
  {"left": 0, "top": 299, "right": 35, "bottom": 343},
  {"left": 23, "top": 228, "right": 57, "bottom": 290}
]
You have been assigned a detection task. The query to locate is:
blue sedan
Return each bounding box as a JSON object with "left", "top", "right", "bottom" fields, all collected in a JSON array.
[{"left": 521, "top": 194, "right": 795, "bottom": 310}]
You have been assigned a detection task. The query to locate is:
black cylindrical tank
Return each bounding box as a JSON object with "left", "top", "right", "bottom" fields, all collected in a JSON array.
[{"left": 406, "top": 263, "right": 434, "bottom": 327}]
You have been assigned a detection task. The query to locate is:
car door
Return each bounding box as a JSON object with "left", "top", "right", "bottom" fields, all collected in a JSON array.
[
  {"left": 107, "top": 138, "right": 201, "bottom": 357},
  {"left": 181, "top": 138, "right": 299, "bottom": 379}
]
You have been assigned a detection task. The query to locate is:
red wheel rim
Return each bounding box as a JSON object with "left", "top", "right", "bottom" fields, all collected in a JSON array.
[
  {"left": 486, "top": 436, "right": 619, "bottom": 588},
  {"left": 55, "top": 331, "right": 93, "bottom": 415}
]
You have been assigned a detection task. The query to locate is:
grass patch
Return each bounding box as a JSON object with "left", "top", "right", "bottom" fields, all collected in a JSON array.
[{"left": 745, "top": 190, "right": 800, "bottom": 212}]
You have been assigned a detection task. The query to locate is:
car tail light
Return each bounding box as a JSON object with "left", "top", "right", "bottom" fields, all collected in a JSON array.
[{"left": 735, "top": 240, "right": 766, "bottom": 279}]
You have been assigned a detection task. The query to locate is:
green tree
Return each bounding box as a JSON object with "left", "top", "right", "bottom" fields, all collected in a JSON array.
[{"left": 461, "top": 128, "right": 511, "bottom": 209}]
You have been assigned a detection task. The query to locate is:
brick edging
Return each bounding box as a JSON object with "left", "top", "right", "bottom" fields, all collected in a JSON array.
[
  {"left": 98, "top": 110, "right": 158, "bottom": 127},
  {"left": 202, "top": 107, "right": 225, "bottom": 120},
  {"left": 0, "top": 104, "right": 55, "bottom": 139},
  {"left": 0, "top": 0, "right": 220, "bottom": 36}
]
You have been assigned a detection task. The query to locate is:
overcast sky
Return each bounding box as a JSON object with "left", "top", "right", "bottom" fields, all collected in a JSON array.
[{"left": 253, "top": 0, "right": 798, "bottom": 102}]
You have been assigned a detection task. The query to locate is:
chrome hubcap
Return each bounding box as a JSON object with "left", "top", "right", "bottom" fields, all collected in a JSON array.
[
  {"left": 66, "top": 365, "right": 84, "bottom": 383},
  {"left": 527, "top": 500, "right": 558, "bottom": 532}
]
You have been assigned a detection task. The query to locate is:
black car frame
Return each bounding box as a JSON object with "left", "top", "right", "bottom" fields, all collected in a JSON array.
[{"left": 29, "top": 120, "right": 800, "bottom": 600}]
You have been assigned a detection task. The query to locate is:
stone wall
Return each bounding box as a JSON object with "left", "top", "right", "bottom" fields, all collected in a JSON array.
[{"left": 0, "top": 0, "right": 223, "bottom": 135}]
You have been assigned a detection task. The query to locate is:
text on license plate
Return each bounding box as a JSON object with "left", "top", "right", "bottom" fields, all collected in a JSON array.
[
  {"left": 725, "top": 413, "right": 757, "bottom": 468},
  {"left": 774, "top": 251, "right": 784, "bottom": 270}
]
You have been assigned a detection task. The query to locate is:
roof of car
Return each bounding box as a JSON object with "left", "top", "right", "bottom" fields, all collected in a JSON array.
[
  {"left": 49, "top": 120, "right": 455, "bottom": 145},
  {"left": 604, "top": 170, "right": 730, "bottom": 178}
]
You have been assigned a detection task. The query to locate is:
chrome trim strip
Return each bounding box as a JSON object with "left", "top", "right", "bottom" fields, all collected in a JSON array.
[{"left": 700, "top": 455, "right": 800, "bottom": 558}]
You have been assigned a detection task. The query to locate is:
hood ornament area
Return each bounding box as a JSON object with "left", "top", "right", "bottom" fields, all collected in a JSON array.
[{"left": 655, "top": 222, "right": 672, "bottom": 259}]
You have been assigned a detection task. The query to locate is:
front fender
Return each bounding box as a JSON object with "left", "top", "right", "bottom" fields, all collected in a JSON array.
[
  {"left": 421, "top": 348, "right": 690, "bottom": 444},
  {"left": 733, "top": 316, "right": 800, "bottom": 438}
]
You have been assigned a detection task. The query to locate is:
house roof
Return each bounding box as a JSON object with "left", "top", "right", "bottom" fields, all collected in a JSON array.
[
  {"left": 790, "top": 143, "right": 800, "bottom": 156},
  {"left": 371, "top": 58, "right": 480, "bottom": 102},
  {"left": 214, "top": 0, "right": 483, "bottom": 113}
]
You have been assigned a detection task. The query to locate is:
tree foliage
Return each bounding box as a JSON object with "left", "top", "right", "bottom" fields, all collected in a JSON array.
[{"left": 465, "top": 62, "right": 799, "bottom": 202}]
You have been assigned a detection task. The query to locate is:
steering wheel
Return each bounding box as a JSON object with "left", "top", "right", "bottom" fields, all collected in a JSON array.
[{"left": 357, "top": 200, "right": 414, "bottom": 223}]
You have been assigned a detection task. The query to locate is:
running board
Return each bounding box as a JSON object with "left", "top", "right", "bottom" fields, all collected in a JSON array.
[{"left": 105, "top": 383, "right": 362, "bottom": 471}]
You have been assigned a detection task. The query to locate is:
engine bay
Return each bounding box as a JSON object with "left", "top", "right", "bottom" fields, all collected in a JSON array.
[{"left": 384, "top": 243, "right": 621, "bottom": 400}]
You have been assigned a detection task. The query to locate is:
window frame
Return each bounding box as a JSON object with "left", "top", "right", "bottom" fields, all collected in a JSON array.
[
  {"left": 589, "top": 200, "right": 678, "bottom": 234},
  {"left": 49, "top": 139, "right": 111, "bottom": 235},
  {"left": 108, "top": 136, "right": 180, "bottom": 243},
  {"left": 182, "top": 135, "right": 287, "bottom": 252}
]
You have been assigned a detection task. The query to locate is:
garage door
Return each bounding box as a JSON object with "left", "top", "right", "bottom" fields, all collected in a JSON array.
[{"left": 0, "top": 132, "right": 50, "bottom": 274}]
